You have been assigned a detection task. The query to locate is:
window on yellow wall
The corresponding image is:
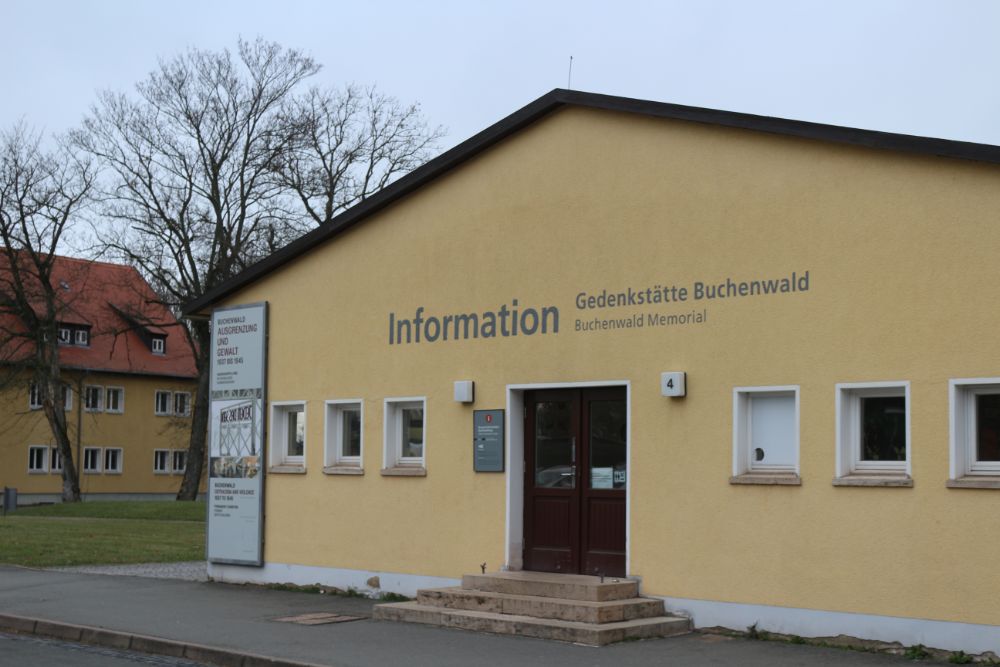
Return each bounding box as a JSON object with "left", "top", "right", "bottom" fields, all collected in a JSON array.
[
  {"left": 28, "top": 446, "right": 48, "bottom": 473},
  {"left": 105, "top": 387, "right": 124, "bottom": 414},
  {"left": 270, "top": 402, "right": 306, "bottom": 470},
  {"left": 83, "top": 447, "right": 102, "bottom": 473},
  {"left": 324, "top": 400, "right": 363, "bottom": 472},
  {"left": 153, "top": 449, "right": 170, "bottom": 473},
  {"left": 173, "top": 392, "right": 191, "bottom": 417},
  {"left": 172, "top": 450, "right": 187, "bottom": 474},
  {"left": 383, "top": 398, "right": 426, "bottom": 474},
  {"left": 50, "top": 447, "right": 63, "bottom": 473},
  {"left": 835, "top": 382, "right": 910, "bottom": 483},
  {"left": 950, "top": 379, "right": 1000, "bottom": 481},
  {"left": 84, "top": 385, "right": 103, "bottom": 412},
  {"left": 155, "top": 390, "right": 171, "bottom": 415},
  {"left": 104, "top": 448, "right": 123, "bottom": 474},
  {"left": 732, "top": 386, "right": 799, "bottom": 482}
]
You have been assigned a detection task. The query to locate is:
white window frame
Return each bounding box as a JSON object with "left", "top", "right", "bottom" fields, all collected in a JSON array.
[
  {"left": 324, "top": 399, "right": 364, "bottom": 471},
  {"left": 50, "top": 446, "right": 63, "bottom": 473},
  {"left": 950, "top": 378, "right": 1000, "bottom": 478},
  {"left": 62, "top": 384, "right": 72, "bottom": 411},
  {"left": 153, "top": 449, "right": 171, "bottom": 474},
  {"left": 732, "top": 386, "right": 800, "bottom": 477},
  {"left": 836, "top": 381, "right": 911, "bottom": 478},
  {"left": 154, "top": 390, "right": 172, "bottom": 416},
  {"left": 28, "top": 445, "right": 48, "bottom": 473},
  {"left": 151, "top": 336, "right": 165, "bottom": 355},
  {"left": 105, "top": 386, "right": 125, "bottom": 414},
  {"left": 83, "top": 446, "right": 102, "bottom": 474},
  {"left": 270, "top": 401, "right": 307, "bottom": 470},
  {"left": 57, "top": 327, "right": 72, "bottom": 344},
  {"left": 84, "top": 384, "right": 104, "bottom": 412},
  {"left": 383, "top": 397, "right": 426, "bottom": 471},
  {"left": 173, "top": 391, "right": 192, "bottom": 417},
  {"left": 74, "top": 329, "right": 89, "bottom": 346},
  {"left": 171, "top": 449, "right": 187, "bottom": 474},
  {"left": 28, "top": 383, "right": 42, "bottom": 410},
  {"left": 103, "top": 447, "right": 123, "bottom": 474}
]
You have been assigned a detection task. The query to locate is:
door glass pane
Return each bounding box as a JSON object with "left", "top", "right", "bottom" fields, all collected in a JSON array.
[
  {"left": 535, "top": 401, "right": 574, "bottom": 488},
  {"left": 860, "top": 396, "right": 905, "bottom": 461},
  {"left": 976, "top": 393, "right": 1000, "bottom": 461},
  {"left": 590, "top": 400, "right": 626, "bottom": 489}
]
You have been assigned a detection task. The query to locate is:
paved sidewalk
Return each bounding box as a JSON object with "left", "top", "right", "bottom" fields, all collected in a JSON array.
[{"left": 0, "top": 566, "right": 908, "bottom": 666}]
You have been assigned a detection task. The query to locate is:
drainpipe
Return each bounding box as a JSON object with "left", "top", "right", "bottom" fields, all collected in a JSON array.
[{"left": 75, "top": 375, "right": 83, "bottom": 498}]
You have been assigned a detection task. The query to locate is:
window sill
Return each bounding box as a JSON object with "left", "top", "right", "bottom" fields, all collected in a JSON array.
[
  {"left": 832, "top": 474, "right": 912, "bottom": 487},
  {"left": 381, "top": 466, "right": 427, "bottom": 477},
  {"left": 729, "top": 472, "right": 801, "bottom": 486},
  {"left": 324, "top": 465, "right": 364, "bottom": 476},
  {"left": 269, "top": 464, "right": 307, "bottom": 474},
  {"left": 946, "top": 476, "right": 1000, "bottom": 489}
]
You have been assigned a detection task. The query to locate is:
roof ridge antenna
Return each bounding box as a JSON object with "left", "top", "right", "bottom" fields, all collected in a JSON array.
[{"left": 567, "top": 55, "right": 573, "bottom": 90}]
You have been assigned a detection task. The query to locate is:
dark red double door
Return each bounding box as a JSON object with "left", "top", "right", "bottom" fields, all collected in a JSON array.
[{"left": 523, "top": 387, "right": 627, "bottom": 577}]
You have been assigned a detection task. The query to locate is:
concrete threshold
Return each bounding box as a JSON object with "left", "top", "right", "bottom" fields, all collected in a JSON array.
[{"left": 0, "top": 612, "right": 329, "bottom": 667}]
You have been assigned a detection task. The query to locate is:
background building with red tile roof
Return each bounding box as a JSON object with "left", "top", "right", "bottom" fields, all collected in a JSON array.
[{"left": 1, "top": 255, "right": 201, "bottom": 503}]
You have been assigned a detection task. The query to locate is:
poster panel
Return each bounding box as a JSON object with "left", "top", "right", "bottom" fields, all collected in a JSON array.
[{"left": 207, "top": 302, "right": 267, "bottom": 565}]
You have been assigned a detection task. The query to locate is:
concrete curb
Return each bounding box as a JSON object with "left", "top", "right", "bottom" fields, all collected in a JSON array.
[{"left": 0, "top": 613, "right": 331, "bottom": 667}]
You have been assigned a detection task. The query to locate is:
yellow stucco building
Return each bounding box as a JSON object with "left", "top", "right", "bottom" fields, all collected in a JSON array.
[
  {"left": 1, "top": 257, "right": 199, "bottom": 502},
  {"left": 186, "top": 90, "right": 1000, "bottom": 653}
]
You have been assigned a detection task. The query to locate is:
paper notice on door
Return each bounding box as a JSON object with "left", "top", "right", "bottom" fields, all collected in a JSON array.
[{"left": 591, "top": 467, "right": 613, "bottom": 489}]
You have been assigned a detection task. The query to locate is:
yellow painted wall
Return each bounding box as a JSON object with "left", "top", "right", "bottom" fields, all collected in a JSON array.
[
  {"left": 0, "top": 372, "right": 200, "bottom": 496},
  {"left": 219, "top": 106, "right": 1000, "bottom": 627}
]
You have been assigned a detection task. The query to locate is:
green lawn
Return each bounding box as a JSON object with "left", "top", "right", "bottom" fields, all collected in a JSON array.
[
  {"left": 0, "top": 501, "right": 205, "bottom": 567},
  {"left": 14, "top": 500, "right": 206, "bottom": 522}
]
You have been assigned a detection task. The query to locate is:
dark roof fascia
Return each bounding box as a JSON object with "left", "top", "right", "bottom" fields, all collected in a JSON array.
[
  {"left": 183, "top": 88, "right": 1000, "bottom": 316},
  {"left": 562, "top": 89, "right": 1000, "bottom": 165},
  {"left": 61, "top": 365, "right": 199, "bottom": 381}
]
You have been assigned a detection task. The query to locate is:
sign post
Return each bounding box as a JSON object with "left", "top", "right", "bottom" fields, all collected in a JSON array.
[{"left": 207, "top": 302, "right": 267, "bottom": 566}]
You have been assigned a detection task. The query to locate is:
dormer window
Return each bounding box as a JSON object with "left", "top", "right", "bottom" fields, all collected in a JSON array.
[
  {"left": 74, "top": 329, "right": 90, "bottom": 346},
  {"left": 151, "top": 336, "right": 166, "bottom": 355},
  {"left": 57, "top": 327, "right": 72, "bottom": 344}
]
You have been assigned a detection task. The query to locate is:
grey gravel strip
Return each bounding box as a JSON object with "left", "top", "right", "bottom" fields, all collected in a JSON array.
[{"left": 48, "top": 561, "right": 208, "bottom": 581}]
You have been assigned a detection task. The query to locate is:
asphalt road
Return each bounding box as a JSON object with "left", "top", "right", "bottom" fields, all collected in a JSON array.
[{"left": 0, "top": 631, "right": 209, "bottom": 667}]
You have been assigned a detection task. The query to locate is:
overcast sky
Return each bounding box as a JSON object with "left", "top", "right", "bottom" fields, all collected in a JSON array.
[{"left": 4, "top": 0, "right": 1000, "bottom": 151}]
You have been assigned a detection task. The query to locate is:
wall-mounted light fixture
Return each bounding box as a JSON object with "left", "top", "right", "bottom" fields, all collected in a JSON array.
[
  {"left": 661, "top": 372, "right": 686, "bottom": 397},
  {"left": 454, "top": 380, "right": 475, "bottom": 403}
]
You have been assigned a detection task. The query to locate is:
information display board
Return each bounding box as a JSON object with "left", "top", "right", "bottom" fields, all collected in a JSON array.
[
  {"left": 473, "top": 409, "right": 504, "bottom": 472},
  {"left": 207, "top": 302, "right": 267, "bottom": 566}
]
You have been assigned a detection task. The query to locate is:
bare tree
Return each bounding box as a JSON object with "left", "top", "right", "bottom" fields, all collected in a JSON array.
[
  {"left": 274, "top": 85, "right": 444, "bottom": 225},
  {"left": 76, "top": 38, "right": 442, "bottom": 500},
  {"left": 0, "top": 124, "right": 95, "bottom": 502}
]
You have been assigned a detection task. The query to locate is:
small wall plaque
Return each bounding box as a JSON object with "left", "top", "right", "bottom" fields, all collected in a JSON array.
[{"left": 473, "top": 409, "right": 504, "bottom": 472}]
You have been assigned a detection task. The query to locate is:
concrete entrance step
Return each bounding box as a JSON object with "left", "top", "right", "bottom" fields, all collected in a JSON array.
[
  {"left": 461, "top": 571, "right": 638, "bottom": 602},
  {"left": 417, "top": 586, "right": 664, "bottom": 624},
  {"left": 373, "top": 601, "right": 690, "bottom": 646}
]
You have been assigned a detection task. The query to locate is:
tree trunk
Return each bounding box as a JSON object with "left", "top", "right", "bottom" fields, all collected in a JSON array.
[
  {"left": 41, "top": 374, "right": 81, "bottom": 503},
  {"left": 177, "top": 321, "right": 211, "bottom": 501}
]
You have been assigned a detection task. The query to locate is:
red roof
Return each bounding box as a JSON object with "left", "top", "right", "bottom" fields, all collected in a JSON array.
[{"left": 1, "top": 254, "right": 197, "bottom": 379}]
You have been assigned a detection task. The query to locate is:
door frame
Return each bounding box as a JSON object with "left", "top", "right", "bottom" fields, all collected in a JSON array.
[{"left": 504, "top": 380, "right": 631, "bottom": 576}]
